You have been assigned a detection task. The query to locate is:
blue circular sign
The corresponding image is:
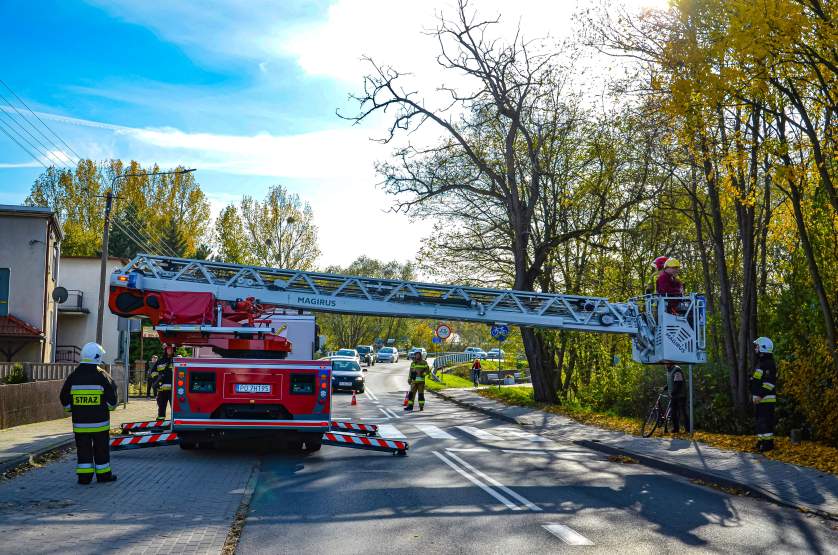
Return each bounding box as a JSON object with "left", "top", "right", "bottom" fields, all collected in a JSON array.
[
  {"left": 432, "top": 336, "right": 442, "bottom": 344},
  {"left": 490, "top": 324, "right": 510, "bottom": 342}
]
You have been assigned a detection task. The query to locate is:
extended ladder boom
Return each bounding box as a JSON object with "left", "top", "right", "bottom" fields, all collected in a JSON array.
[{"left": 110, "top": 254, "right": 706, "bottom": 364}]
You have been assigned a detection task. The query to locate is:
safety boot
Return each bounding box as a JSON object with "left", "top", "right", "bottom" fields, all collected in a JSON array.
[
  {"left": 404, "top": 406, "right": 413, "bottom": 412},
  {"left": 754, "top": 440, "right": 764, "bottom": 452},
  {"left": 78, "top": 476, "right": 93, "bottom": 485},
  {"left": 97, "top": 473, "right": 118, "bottom": 483},
  {"left": 762, "top": 439, "right": 775, "bottom": 452}
]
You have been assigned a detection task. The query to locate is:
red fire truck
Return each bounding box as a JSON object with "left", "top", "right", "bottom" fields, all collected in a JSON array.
[{"left": 108, "top": 266, "right": 407, "bottom": 455}]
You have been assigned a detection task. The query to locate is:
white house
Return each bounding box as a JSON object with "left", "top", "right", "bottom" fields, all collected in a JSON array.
[
  {"left": 55, "top": 256, "right": 126, "bottom": 364},
  {"left": 0, "top": 205, "right": 62, "bottom": 362}
]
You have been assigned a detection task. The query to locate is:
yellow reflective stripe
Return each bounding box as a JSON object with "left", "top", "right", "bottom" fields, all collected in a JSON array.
[
  {"left": 159, "top": 385, "right": 172, "bottom": 390},
  {"left": 762, "top": 382, "right": 775, "bottom": 390},
  {"left": 71, "top": 389, "right": 104, "bottom": 395},
  {"left": 95, "top": 464, "right": 111, "bottom": 474},
  {"left": 752, "top": 369, "right": 763, "bottom": 379},
  {"left": 76, "top": 467, "right": 95, "bottom": 474},
  {"left": 760, "top": 396, "right": 776, "bottom": 403}
]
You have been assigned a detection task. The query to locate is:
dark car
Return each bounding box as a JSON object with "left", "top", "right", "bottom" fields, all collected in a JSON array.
[
  {"left": 355, "top": 345, "right": 375, "bottom": 366},
  {"left": 331, "top": 358, "right": 365, "bottom": 393}
]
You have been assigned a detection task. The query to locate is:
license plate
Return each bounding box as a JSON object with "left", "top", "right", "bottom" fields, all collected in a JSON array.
[
  {"left": 235, "top": 384, "right": 271, "bottom": 393},
  {"left": 339, "top": 381, "right": 352, "bottom": 386}
]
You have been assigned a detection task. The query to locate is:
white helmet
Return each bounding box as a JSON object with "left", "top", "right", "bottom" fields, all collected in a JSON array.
[
  {"left": 753, "top": 337, "right": 773, "bottom": 354},
  {"left": 80, "top": 342, "right": 106, "bottom": 364}
]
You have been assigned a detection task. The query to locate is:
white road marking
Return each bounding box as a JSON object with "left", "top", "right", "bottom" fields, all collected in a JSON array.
[
  {"left": 414, "top": 424, "right": 456, "bottom": 439},
  {"left": 445, "top": 447, "right": 490, "bottom": 453},
  {"left": 377, "top": 424, "right": 405, "bottom": 439},
  {"left": 445, "top": 452, "right": 542, "bottom": 512},
  {"left": 432, "top": 451, "right": 521, "bottom": 511},
  {"left": 494, "top": 427, "right": 549, "bottom": 442},
  {"left": 365, "top": 387, "right": 379, "bottom": 401},
  {"left": 542, "top": 523, "right": 594, "bottom": 545},
  {"left": 378, "top": 407, "right": 392, "bottom": 419},
  {"left": 381, "top": 407, "right": 401, "bottom": 419},
  {"left": 363, "top": 391, "right": 374, "bottom": 401},
  {"left": 457, "top": 426, "right": 502, "bottom": 441}
]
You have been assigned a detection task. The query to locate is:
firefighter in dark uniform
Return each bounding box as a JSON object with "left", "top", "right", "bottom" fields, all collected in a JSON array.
[
  {"left": 666, "top": 363, "right": 689, "bottom": 433},
  {"left": 59, "top": 342, "right": 118, "bottom": 484},
  {"left": 750, "top": 336, "right": 777, "bottom": 452},
  {"left": 405, "top": 351, "right": 430, "bottom": 411},
  {"left": 152, "top": 345, "right": 175, "bottom": 421}
]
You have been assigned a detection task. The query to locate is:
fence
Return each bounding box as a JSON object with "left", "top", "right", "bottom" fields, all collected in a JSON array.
[
  {"left": 432, "top": 352, "right": 480, "bottom": 370},
  {"left": 0, "top": 380, "right": 67, "bottom": 429},
  {"left": 0, "top": 362, "right": 128, "bottom": 403}
]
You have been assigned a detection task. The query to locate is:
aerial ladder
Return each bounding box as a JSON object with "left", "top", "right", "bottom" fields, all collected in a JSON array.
[{"left": 108, "top": 254, "right": 706, "bottom": 454}]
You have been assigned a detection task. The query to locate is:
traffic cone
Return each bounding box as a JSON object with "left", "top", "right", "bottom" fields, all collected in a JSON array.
[
  {"left": 351, "top": 391, "right": 357, "bottom": 406},
  {"left": 403, "top": 391, "right": 410, "bottom": 407}
]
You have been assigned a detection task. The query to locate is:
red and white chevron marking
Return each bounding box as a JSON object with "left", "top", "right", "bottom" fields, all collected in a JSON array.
[
  {"left": 120, "top": 420, "right": 171, "bottom": 430},
  {"left": 330, "top": 421, "right": 378, "bottom": 433},
  {"left": 110, "top": 432, "right": 179, "bottom": 449},
  {"left": 323, "top": 432, "right": 407, "bottom": 451}
]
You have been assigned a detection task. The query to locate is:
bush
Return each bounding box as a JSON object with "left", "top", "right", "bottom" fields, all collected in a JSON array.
[{"left": 2, "top": 363, "right": 28, "bottom": 384}]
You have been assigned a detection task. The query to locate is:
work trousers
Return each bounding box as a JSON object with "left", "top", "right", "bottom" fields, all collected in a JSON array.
[
  {"left": 156, "top": 389, "right": 172, "bottom": 419},
  {"left": 407, "top": 381, "right": 425, "bottom": 409},
  {"left": 670, "top": 396, "right": 689, "bottom": 433},
  {"left": 756, "top": 403, "right": 775, "bottom": 439},
  {"left": 75, "top": 430, "right": 111, "bottom": 483},
  {"left": 145, "top": 378, "right": 155, "bottom": 397}
]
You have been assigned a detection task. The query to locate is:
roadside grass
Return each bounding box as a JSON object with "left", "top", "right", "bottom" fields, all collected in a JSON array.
[
  {"left": 477, "top": 387, "right": 838, "bottom": 476},
  {"left": 426, "top": 373, "right": 475, "bottom": 391}
]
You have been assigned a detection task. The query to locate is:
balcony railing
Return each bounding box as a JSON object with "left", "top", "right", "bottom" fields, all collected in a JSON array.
[
  {"left": 57, "top": 289, "right": 89, "bottom": 314},
  {"left": 55, "top": 345, "right": 81, "bottom": 363}
]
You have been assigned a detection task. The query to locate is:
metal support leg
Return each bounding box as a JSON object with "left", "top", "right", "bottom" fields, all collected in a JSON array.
[{"left": 688, "top": 364, "right": 694, "bottom": 435}]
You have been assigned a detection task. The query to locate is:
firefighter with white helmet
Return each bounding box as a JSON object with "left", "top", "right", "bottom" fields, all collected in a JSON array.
[
  {"left": 59, "top": 342, "right": 118, "bottom": 484},
  {"left": 750, "top": 336, "right": 777, "bottom": 452}
]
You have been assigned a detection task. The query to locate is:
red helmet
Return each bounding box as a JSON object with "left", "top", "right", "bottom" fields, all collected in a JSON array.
[{"left": 653, "top": 256, "right": 669, "bottom": 271}]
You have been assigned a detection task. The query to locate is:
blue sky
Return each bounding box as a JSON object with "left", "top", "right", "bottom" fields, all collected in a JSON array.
[{"left": 0, "top": 0, "right": 660, "bottom": 266}]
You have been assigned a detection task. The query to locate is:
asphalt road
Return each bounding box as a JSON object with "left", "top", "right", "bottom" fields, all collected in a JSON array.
[
  {"left": 236, "top": 360, "right": 838, "bottom": 554},
  {"left": 1, "top": 360, "right": 836, "bottom": 554}
]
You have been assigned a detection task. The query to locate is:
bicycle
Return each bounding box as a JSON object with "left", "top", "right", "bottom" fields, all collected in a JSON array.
[{"left": 641, "top": 388, "right": 672, "bottom": 437}]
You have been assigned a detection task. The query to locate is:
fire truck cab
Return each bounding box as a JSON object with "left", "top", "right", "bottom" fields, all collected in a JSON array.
[{"left": 171, "top": 358, "right": 331, "bottom": 450}]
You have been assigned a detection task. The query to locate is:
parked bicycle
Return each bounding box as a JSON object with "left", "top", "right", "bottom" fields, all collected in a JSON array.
[{"left": 641, "top": 387, "right": 672, "bottom": 437}]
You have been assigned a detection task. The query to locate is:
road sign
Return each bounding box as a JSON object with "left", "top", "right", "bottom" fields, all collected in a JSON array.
[
  {"left": 435, "top": 324, "right": 452, "bottom": 340},
  {"left": 490, "top": 323, "right": 510, "bottom": 342},
  {"left": 432, "top": 336, "right": 442, "bottom": 344}
]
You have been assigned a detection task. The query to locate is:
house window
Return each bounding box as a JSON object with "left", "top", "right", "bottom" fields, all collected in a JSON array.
[{"left": 0, "top": 268, "right": 8, "bottom": 317}]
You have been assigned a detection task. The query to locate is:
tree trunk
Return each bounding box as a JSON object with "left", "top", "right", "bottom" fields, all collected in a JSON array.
[
  {"left": 700, "top": 138, "right": 740, "bottom": 403},
  {"left": 521, "top": 328, "right": 558, "bottom": 403}
]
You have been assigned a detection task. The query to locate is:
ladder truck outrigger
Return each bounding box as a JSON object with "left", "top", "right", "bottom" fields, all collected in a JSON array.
[{"left": 108, "top": 254, "right": 706, "bottom": 456}]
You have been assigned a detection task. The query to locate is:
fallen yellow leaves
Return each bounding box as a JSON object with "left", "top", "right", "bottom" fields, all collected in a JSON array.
[{"left": 477, "top": 387, "right": 838, "bottom": 476}]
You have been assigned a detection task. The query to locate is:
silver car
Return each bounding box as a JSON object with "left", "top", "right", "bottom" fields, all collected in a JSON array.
[
  {"left": 376, "top": 346, "right": 399, "bottom": 363},
  {"left": 331, "top": 358, "right": 365, "bottom": 393}
]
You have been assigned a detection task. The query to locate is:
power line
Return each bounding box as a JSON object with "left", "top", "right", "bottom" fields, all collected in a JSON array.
[
  {"left": 113, "top": 215, "right": 178, "bottom": 258},
  {"left": 0, "top": 117, "right": 48, "bottom": 169},
  {"left": 0, "top": 104, "right": 68, "bottom": 168},
  {"left": 0, "top": 78, "right": 82, "bottom": 164},
  {"left": 111, "top": 219, "right": 169, "bottom": 257}
]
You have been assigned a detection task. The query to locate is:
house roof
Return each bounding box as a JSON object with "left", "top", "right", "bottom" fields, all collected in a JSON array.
[
  {"left": 0, "top": 204, "right": 63, "bottom": 241},
  {"left": 0, "top": 315, "right": 44, "bottom": 339}
]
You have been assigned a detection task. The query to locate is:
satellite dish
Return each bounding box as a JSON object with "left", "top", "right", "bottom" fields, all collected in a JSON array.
[{"left": 52, "top": 286, "right": 69, "bottom": 304}]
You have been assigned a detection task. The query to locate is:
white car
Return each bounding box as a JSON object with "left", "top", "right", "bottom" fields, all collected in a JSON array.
[
  {"left": 376, "top": 346, "right": 399, "bottom": 363},
  {"left": 332, "top": 348, "right": 361, "bottom": 365},
  {"left": 407, "top": 347, "right": 427, "bottom": 359},
  {"left": 486, "top": 348, "right": 506, "bottom": 360},
  {"left": 464, "top": 347, "right": 487, "bottom": 359}
]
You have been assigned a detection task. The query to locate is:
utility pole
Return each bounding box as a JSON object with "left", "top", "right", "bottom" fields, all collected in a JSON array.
[
  {"left": 95, "top": 191, "right": 113, "bottom": 344},
  {"left": 95, "top": 168, "right": 196, "bottom": 347}
]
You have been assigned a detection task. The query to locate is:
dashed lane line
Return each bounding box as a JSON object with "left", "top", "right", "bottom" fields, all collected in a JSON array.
[
  {"left": 376, "top": 424, "right": 406, "bottom": 439},
  {"left": 542, "top": 523, "right": 594, "bottom": 546}
]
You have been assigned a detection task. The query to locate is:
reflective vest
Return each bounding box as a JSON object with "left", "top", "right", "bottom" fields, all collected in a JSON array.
[
  {"left": 59, "top": 364, "right": 118, "bottom": 433},
  {"left": 410, "top": 361, "right": 430, "bottom": 383},
  {"left": 749, "top": 355, "right": 777, "bottom": 404}
]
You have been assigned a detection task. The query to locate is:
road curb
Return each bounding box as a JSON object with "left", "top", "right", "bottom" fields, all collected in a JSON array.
[
  {"left": 430, "top": 388, "right": 838, "bottom": 521},
  {"left": 0, "top": 436, "right": 75, "bottom": 475}
]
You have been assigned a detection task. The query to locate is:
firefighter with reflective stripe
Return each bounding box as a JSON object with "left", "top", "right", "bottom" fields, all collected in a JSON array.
[
  {"left": 58, "top": 342, "right": 118, "bottom": 484},
  {"left": 750, "top": 336, "right": 777, "bottom": 452},
  {"left": 405, "top": 351, "right": 429, "bottom": 411},
  {"left": 152, "top": 345, "right": 174, "bottom": 420}
]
